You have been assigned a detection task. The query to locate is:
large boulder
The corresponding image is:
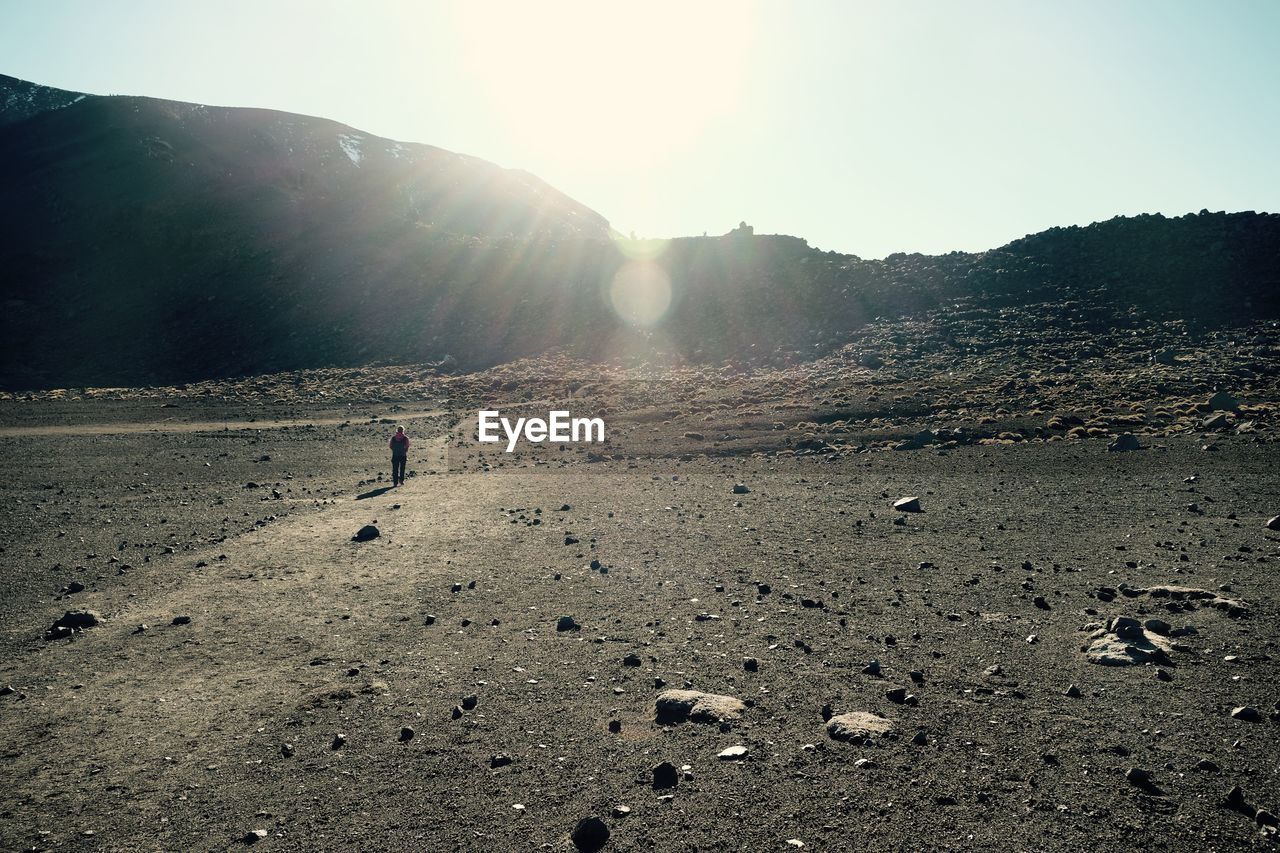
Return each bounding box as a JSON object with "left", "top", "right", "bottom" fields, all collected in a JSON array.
[
  {"left": 655, "top": 689, "right": 746, "bottom": 724},
  {"left": 826, "top": 711, "right": 893, "bottom": 743}
]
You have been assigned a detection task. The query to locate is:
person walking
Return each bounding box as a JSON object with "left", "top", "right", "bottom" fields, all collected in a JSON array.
[{"left": 389, "top": 426, "right": 410, "bottom": 486}]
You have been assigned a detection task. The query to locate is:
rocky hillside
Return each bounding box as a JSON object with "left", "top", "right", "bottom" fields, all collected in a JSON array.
[{"left": 1, "top": 74, "right": 1277, "bottom": 391}]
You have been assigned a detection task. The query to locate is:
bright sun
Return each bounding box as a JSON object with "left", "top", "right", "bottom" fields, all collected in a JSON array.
[{"left": 451, "top": 2, "right": 755, "bottom": 169}]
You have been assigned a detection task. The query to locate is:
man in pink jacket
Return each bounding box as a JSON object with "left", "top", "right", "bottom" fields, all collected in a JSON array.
[{"left": 389, "top": 426, "right": 410, "bottom": 486}]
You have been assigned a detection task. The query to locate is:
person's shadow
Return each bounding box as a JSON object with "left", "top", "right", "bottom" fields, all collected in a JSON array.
[{"left": 356, "top": 486, "right": 394, "bottom": 500}]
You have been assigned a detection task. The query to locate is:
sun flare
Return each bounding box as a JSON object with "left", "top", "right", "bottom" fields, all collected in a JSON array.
[{"left": 451, "top": 2, "right": 754, "bottom": 168}]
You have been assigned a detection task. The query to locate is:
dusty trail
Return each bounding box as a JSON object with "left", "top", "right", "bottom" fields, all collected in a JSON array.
[{"left": 0, "top": 438, "right": 498, "bottom": 846}]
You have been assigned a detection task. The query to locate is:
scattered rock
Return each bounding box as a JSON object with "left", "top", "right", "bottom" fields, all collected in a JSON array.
[
  {"left": 1108, "top": 433, "right": 1141, "bottom": 452},
  {"left": 1084, "top": 617, "right": 1174, "bottom": 666},
  {"left": 655, "top": 689, "right": 746, "bottom": 724},
  {"left": 556, "top": 615, "right": 581, "bottom": 632},
  {"left": 1065, "top": 684, "right": 1082, "bottom": 698},
  {"left": 743, "top": 657, "right": 759, "bottom": 672},
  {"left": 461, "top": 694, "right": 479, "bottom": 711},
  {"left": 570, "top": 816, "right": 610, "bottom": 852},
  {"left": 1125, "top": 767, "right": 1156, "bottom": 788},
  {"left": 1230, "top": 706, "right": 1262, "bottom": 722},
  {"left": 825, "top": 711, "right": 893, "bottom": 743},
  {"left": 652, "top": 761, "right": 679, "bottom": 789},
  {"left": 611, "top": 805, "right": 631, "bottom": 819},
  {"left": 892, "top": 496, "right": 922, "bottom": 513},
  {"left": 331, "top": 733, "right": 346, "bottom": 749},
  {"left": 718, "top": 745, "right": 749, "bottom": 761},
  {"left": 1267, "top": 515, "right": 1280, "bottom": 532},
  {"left": 171, "top": 615, "right": 192, "bottom": 625},
  {"left": 1207, "top": 390, "right": 1239, "bottom": 412},
  {"left": 490, "top": 753, "right": 513, "bottom": 768},
  {"left": 242, "top": 829, "right": 269, "bottom": 845},
  {"left": 351, "top": 524, "right": 380, "bottom": 542},
  {"left": 45, "top": 609, "right": 103, "bottom": 639},
  {"left": 399, "top": 726, "right": 415, "bottom": 742},
  {"left": 732, "top": 483, "right": 750, "bottom": 494}
]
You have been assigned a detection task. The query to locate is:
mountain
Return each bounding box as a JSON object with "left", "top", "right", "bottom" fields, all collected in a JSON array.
[{"left": 1, "top": 73, "right": 1277, "bottom": 391}]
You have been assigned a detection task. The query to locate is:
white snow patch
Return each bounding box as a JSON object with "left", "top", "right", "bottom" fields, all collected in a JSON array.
[{"left": 338, "top": 133, "right": 363, "bottom": 165}]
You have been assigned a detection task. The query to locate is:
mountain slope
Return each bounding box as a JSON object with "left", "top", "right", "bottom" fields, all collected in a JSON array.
[{"left": 1, "top": 74, "right": 1277, "bottom": 391}]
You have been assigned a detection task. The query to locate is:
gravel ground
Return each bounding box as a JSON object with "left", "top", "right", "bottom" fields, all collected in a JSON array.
[{"left": 0, "top": 396, "right": 1278, "bottom": 852}]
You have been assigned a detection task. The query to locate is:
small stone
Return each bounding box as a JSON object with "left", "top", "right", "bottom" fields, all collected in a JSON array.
[
  {"left": 1065, "top": 684, "right": 1082, "bottom": 698},
  {"left": 490, "top": 753, "right": 513, "bottom": 768},
  {"left": 1225, "top": 785, "right": 1251, "bottom": 812},
  {"left": 461, "top": 694, "right": 479, "bottom": 711},
  {"left": 861, "top": 660, "right": 882, "bottom": 676},
  {"left": 451, "top": 706, "right": 463, "bottom": 719},
  {"left": 718, "top": 745, "right": 749, "bottom": 761},
  {"left": 893, "top": 496, "right": 922, "bottom": 513},
  {"left": 853, "top": 757, "right": 877, "bottom": 769},
  {"left": 655, "top": 689, "right": 746, "bottom": 724},
  {"left": 652, "top": 760, "right": 679, "bottom": 789},
  {"left": 570, "top": 816, "right": 610, "bottom": 852},
  {"left": 46, "top": 609, "right": 103, "bottom": 638},
  {"left": 171, "top": 615, "right": 192, "bottom": 625},
  {"left": 1230, "top": 706, "right": 1262, "bottom": 722},
  {"left": 399, "top": 727, "right": 415, "bottom": 742},
  {"left": 1267, "top": 515, "right": 1280, "bottom": 532},
  {"left": 242, "top": 829, "right": 269, "bottom": 844},
  {"left": 280, "top": 743, "right": 295, "bottom": 757},
  {"left": 1156, "top": 669, "right": 1173, "bottom": 682},
  {"left": 331, "top": 733, "right": 346, "bottom": 749},
  {"left": 611, "top": 805, "right": 631, "bottom": 818},
  {"left": 911, "top": 730, "right": 928, "bottom": 746},
  {"left": 743, "top": 657, "right": 759, "bottom": 672},
  {"left": 1195, "top": 759, "right": 1219, "bottom": 772},
  {"left": 1033, "top": 595, "right": 1050, "bottom": 610},
  {"left": 622, "top": 653, "right": 642, "bottom": 667},
  {"left": 1207, "top": 390, "right": 1239, "bottom": 412},
  {"left": 351, "top": 524, "right": 380, "bottom": 542},
  {"left": 732, "top": 483, "right": 750, "bottom": 494},
  {"left": 885, "top": 687, "right": 909, "bottom": 704},
  {"left": 607, "top": 719, "right": 622, "bottom": 733},
  {"left": 908, "top": 670, "right": 924, "bottom": 685},
  {"left": 1125, "top": 767, "right": 1153, "bottom": 786},
  {"left": 556, "top": 615, "right": 581, "bottom": 632},
  {"left": 826, "top": 711, "right": 893, "bottom": 743},
  {"left": 1107, "top": 433, "right": 1141, "bottom": 452}
]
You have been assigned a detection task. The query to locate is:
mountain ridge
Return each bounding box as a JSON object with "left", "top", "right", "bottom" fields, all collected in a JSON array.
[{"left": 1, "top": 73, "right": 1277, "bottom": 391}]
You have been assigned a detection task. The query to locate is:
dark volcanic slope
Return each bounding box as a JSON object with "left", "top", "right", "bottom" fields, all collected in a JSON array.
[
  {"left": 0, "top": 75, "right": 611, "bottom": 388},
  {"left": 2, "top": 73, "right": 1278, "bottom": 391}
]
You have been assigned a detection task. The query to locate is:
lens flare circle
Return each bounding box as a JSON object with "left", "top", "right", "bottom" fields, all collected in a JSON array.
[{"left": 609, "top": 261, "right": 672, "bottom": 327}]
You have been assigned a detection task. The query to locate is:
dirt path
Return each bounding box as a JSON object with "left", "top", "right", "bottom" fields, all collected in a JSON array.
[{"left": 0, "top": 437, "right": 502, "bottom": 848}]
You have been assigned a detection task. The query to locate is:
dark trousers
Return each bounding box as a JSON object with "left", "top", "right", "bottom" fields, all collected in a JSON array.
[{"left": 391, "top": 455, "right": 406, "bottom": 484}]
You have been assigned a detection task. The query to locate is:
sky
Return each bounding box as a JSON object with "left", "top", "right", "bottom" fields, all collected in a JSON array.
[{"left": 2, "top": 0, "right": 1277, "bottom": 258}]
